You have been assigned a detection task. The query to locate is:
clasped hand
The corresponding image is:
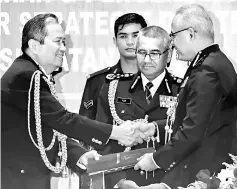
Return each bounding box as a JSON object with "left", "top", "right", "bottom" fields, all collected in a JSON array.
[{"left": 110, "top": 121, "right": 155, "bottom": 147}]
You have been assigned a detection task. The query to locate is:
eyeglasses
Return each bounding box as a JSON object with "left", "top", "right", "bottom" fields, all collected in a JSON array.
[
  {"left": 169, "top": 27, "right": 191, "bottom": 39},
  {"left": 136, "top": 49, "right": 169, "bottom": 60}
]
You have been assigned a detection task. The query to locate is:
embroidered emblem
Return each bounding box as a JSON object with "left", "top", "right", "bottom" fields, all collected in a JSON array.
[
  {"left": 116, "top": 97, "right": 132, "bottom": 104},
  {"left": 159, "top": 95, "right": 177, "bottom": 108},
  {"left": 84, "top": 100, "right": 93, "bottom": 109}
]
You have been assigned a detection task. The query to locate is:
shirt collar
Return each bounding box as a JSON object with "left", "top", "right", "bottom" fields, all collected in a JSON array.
[{"left": 141, "top": 70, "right": 166, "bottom": 92}]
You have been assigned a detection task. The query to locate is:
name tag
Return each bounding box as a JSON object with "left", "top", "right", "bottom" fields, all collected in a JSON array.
[
  {"left": 116, "top": 97, "right": 132, "bottom": 104},
  {"left": 159, "top": 95, "right": 177, "bottom": 108}
]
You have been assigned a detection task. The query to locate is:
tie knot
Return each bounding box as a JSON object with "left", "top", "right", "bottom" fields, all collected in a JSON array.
[{"left": 145, "top": 82, "right": 153, "bottom": 90}]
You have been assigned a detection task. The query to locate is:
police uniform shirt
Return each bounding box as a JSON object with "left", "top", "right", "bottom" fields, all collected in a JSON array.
[{"left": 141, "top": 70, "right": 166, "bottom": 97}]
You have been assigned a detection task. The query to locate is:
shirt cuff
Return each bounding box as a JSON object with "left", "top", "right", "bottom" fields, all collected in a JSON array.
[
  {"left": 76, "top": 155, "right": 87, "bottom": 170},
  {"left": 151, "top": 154, "right": 160, "bottom": 169},
  {"left": 161, "top": 183, "right": 171, "bottom": 189}
]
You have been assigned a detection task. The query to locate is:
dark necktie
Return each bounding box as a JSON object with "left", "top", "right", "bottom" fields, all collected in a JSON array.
[{"left": 145, "top": 82, "right": 153, "bottom": 104}]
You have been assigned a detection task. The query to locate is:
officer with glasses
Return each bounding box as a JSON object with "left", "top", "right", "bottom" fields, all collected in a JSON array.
[
  {"left": 94, "top": 25, "right": 180, "bottom": 189},
  {"left": 135, "top": 3, "right": 237, "bottom": 189}
]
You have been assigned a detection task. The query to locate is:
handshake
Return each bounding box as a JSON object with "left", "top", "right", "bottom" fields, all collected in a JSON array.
[{"left": 110, "top": 120, "right": 156, "bottom": 147}]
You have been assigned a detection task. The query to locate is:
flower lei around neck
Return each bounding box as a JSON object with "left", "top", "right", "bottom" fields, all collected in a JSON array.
[{"left": 27, "top": 70, "right": 67, "bottom": 173}]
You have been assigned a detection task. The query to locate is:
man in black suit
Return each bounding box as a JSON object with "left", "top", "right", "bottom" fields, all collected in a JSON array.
[
  {"left": 1, "top": 13, "right": 154, "bottom": 189},
  {"left": 88, "top": 26, "right": 181, "bottom": 188},
  {"left": 135, "top": 4, "right": 237, "bottom": 189}
]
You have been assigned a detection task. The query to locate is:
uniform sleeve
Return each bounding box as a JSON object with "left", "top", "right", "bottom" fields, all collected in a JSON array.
[
  {"left": 66, "top": 138, "right": 88, "bottom": 173},
  {"left": 2, "top": 71, "right": 113, "bottom": 149},
  {"left": 79, "top": 79, "right": 98, "bottom": 120},
  {"left": 153, "top": 67, "right": 222, "bottom": 171}
]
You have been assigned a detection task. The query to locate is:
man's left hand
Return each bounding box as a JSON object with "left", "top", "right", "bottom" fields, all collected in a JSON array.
[
  {"left": 139, "top": 184, "right": 168, "bottom": 189},
  {"left": 80, "top": 150, "right": 101, "bottom": 167},
  {"left": 134, "top": 153, "right": 158, "bottom": 172}
]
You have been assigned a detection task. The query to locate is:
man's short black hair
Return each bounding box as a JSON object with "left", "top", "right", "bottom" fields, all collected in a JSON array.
[
  {"left": 21, "top": 13, "right": 58, "bottom": 53},
  {"left": 114, "top": 13, "right": 147, "bottom": 38}
]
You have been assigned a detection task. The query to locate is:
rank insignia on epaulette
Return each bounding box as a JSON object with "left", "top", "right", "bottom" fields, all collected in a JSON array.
[
  {"left": 159, "top": 95, "right": 177, "bottom": 108},
  {"left": 106, "top": 73, "right": 134, "bottom": 81},
  {"left": 170, "top": 73, "right": 183, "bottom": 84},
  {"left": 84, "top": 100, "right": 93, "bottom": 109}
]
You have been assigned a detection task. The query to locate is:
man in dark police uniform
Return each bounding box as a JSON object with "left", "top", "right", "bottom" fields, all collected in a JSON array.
[
  {"left": 80, "top": 23, "right": 181, "bottom": 188},
  {"left": 135, "top": 4, "right": 237, "bottom": 189}
]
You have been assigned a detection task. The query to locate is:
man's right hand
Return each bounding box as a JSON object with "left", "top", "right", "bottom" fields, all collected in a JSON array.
[
  {"left": 109, "top": 121, "right": 155, "bottom": 147},
  {"left": 110, "top": 121, "right": 138, "bottom": 146}
]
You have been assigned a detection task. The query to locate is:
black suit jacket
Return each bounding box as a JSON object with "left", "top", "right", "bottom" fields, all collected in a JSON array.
[
  {"left": 154, "top": 44, "right": 237, "bottom": 188},
  {"left": 94, "top": 70, "right": 179, "bottom": 187},
  {"left": 1, "top": 53, "right": 112, "bottom": 189}
]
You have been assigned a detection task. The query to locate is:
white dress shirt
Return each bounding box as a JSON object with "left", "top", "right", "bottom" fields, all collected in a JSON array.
[{"left": 141, "top": 70, "right": 166, "bottom": 97}]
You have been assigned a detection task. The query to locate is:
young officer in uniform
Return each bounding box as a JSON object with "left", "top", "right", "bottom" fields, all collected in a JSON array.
[
  {"left": 95, "top": 26, "right": 181, "bottom": 188},
  {"left": 79, "top": 13, "right": 147, "bottom": 119}
]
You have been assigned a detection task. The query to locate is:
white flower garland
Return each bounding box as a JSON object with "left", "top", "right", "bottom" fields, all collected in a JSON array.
[
  {"left": 178, "top": 154, "right": 237, "bottom": 189},
  {"left": 28, "top": 70, "right": 67, "bottom": 173}
]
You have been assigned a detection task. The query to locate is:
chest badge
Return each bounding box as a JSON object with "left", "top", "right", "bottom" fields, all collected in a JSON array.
[{"left": 159, "top": 95, "right": 177, "bottom": 108}]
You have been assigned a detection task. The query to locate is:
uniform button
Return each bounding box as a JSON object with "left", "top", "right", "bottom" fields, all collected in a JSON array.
[
  {"left": 20, "top": 169, "right": 25, "bottom": 173},
  {"left": 184, "top": 165, "right": 188, "bottom": 169},
  {"left": 121, "top": 110, "right": 125, "bottom": 114},
  {"left": 92, "top": 138, "right": 95, "bottom": 142}
]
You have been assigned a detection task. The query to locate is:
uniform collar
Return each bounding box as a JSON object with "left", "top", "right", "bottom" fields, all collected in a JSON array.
[
  {"left": 192, "top": 44, "right": 220, "bottom": 67},
  {"left": 111, "top": 60, "right": 123, "bottom": 74},
  {"left": 22, "top": 52, "right": 54, "bottom": 82}
]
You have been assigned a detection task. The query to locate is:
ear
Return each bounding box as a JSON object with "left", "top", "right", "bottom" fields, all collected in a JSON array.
[
  {"left": 113, "top": 36, "right": 118, "bottom": 47},
  {"left": 166, "top": 48, "right": 173, "bottom": 64},
  {"left": 28, "top": 39, "right": 40, "bottom": 54},
  {"left": 188, "top": 28, "right": 196, "bottom": 40}
]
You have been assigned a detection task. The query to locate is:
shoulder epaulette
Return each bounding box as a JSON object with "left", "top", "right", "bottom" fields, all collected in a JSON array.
[
  {"left": 86, "top": 67, "right": 112, "bottom": 80},
  {"left": 168, "top": 73, "right": 183, "bottom": 84},
  {"left": 106, "top": 73, "right": 134, "bottom": 81}
]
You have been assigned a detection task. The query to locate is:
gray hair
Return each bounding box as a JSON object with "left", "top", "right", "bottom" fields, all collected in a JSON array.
[
  {"left": 174, "top": 4, "right": 214, "bottom": 39},
  {"left": 136, "top": 26, "right": 171, "bottom": 50}
]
